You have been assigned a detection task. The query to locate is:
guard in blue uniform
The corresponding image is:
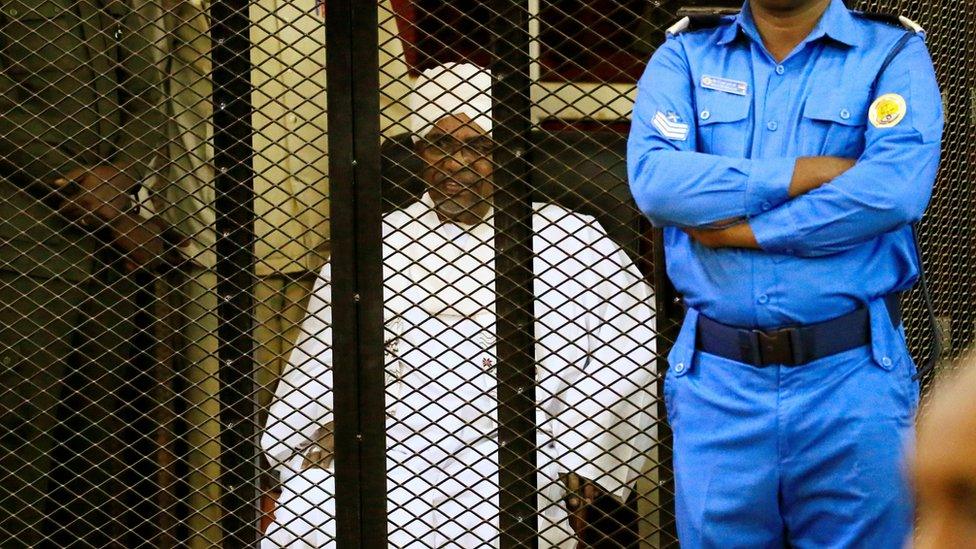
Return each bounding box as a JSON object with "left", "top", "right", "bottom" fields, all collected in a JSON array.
[{"left": 627, "top": 0, "right": 943, "bottom": 547}]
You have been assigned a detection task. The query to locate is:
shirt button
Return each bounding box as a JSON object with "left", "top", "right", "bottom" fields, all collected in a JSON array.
[
  {"left": 767, "top": 121, "right": 779, "bottom": 131},
  {"left": 840, "top": 109, "right": 852, "bottom": 120},
  {"left": 757, "top": 294, "right": 769, "bottom": 304},
  {"left": 881, "top": 356, "right": 893, "bottom": 367},
  {"left": 775, "top": 65, "right": 786, "bottom": 75},
  {"left": 8, "top": 8, "right": 17, "bottom": 16},
  {"left": 700, "top": 110, "right": 711, "bottom": 121},
  {"left": 674, "top": 362, "right": 686, "bottom": 373},
  {"left": 761, "top": 201, "right": 772, "bottom": 211}
]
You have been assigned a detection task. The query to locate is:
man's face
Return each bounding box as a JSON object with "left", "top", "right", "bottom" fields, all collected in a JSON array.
[
  {"left": 915, "top": 369, "right": 976, "bottom": 549},
  {"left": 417, "top": 113, "right": 494, "bottom": 225}
]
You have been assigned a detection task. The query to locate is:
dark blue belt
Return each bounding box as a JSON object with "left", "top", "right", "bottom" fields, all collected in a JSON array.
[{"left": 696, "top": 295, "right": 902, "bottom": 367}]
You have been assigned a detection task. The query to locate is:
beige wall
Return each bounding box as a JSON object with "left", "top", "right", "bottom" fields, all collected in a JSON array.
[{"left": 249, "top": 0, "right": 412, "bottom": 276}]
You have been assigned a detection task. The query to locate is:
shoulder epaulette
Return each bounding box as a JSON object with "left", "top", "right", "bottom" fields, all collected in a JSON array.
[
  {"left": 666, "top": 12, "right": 738, "bottom": 38},
  {"left": 854, "top": 12, "right": 925, "bottom": 34}
]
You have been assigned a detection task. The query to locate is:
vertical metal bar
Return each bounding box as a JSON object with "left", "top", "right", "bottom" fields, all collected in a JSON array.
[
  {"left": 327, "top": 1, "right": 387, "bottom": 547},
  {"left": 352, "top": 1, "right": 388, "bottom": 545},
  {"left": 490, "top": 2, "right": 537, "bottom": 547},
  {"left": 210, "top": 0, "right": 257, "bottom": 545},
  {"left": 326, "top": 0, "right": 361, "bottom": 543},
  {"left": 527, "top": 0, "right": 540, "bottom": 111}
]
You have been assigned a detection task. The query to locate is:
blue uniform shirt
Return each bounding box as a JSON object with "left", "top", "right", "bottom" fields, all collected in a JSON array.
[{"left": 628, "top": 0, "right": 943, "bottom": 329}]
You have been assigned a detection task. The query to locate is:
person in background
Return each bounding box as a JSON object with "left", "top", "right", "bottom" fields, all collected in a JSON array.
[
  {"left": 138, "top": 1, "right": 223, "bottom": 545},
  {"left": 915, "top": 357, "right": 976, "bottom": 549},
  {"left": 262, "top": 62, "right": 657, "bottom": 548},
  {"left": 0, "top": 1, "right": 169, "bottom": 546}
]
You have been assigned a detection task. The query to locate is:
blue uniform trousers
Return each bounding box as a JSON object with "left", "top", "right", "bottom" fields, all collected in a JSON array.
[{"left": 665, "top": 308, "right": 919, "bottom": 548}]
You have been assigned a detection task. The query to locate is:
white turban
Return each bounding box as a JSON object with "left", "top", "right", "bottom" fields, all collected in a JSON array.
[{"left": 410, "top": 62, "right": 493, "bottom": 141}]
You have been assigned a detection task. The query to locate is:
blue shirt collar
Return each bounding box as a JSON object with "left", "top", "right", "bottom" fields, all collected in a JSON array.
[{"left": 718, "top": 0, "right": 862, "bottom": 48}]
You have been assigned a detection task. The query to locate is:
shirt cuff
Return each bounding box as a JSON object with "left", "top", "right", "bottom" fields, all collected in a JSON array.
[
  {"left": 750, "top": 203, "right": 800, "bottom": 255},
  {"left": 745, "top": 157, "right": 795, "bottom": 216}
]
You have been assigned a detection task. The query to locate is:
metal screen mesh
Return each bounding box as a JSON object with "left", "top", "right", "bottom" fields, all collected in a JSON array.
[
  {"left": 0, "top": 1, "right": 971, "bottom": 548},
  {"left": 843, "top": 0, "right": 976, "bottom": 382}
]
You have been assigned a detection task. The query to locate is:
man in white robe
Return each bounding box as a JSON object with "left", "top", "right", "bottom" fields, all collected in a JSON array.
[{"left": 262, "top": 62, "right": 657, "bottom": 548}]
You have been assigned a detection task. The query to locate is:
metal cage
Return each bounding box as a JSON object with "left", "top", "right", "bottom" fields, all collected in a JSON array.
[{"left": 0, "top": 1, "right": 972, "bottom": 547}]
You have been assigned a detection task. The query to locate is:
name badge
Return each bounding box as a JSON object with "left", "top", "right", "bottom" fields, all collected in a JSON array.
[{"left": 701, "top": 75, "right": 748, "bottom": 96}]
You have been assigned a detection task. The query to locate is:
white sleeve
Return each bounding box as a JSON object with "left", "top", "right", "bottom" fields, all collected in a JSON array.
[
  {"left": 550, "top": 221, "right": 658, "bottom": 500},
  {"left": 261, "top": 263, "right": 335, "bottom": 470}
]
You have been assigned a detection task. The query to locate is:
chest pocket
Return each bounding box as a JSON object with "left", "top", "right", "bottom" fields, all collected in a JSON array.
[
  {"left": 2, "top": 0, "right": 84, "bottom": 75},
  {"left": 801, "top": 91, "right": 869, "bottom": 158},
  {"left": 696, "top": 96, "right": 752, "bottom": 157}
]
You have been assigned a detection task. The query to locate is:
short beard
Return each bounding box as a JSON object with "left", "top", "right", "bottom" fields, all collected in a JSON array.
[{"left": 432, "top": 193, "right": 486, "bottom": 223}]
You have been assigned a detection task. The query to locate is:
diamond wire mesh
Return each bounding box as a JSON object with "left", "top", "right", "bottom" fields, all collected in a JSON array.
[
  {"left": 263, "top": 1, "right": 669, "bottom": 546},
  {"left": 842, "top": 0, "right": 976, "bottom": 393},
  {"left": 0, "top": 0, "right": 972, "bottom": 548}
]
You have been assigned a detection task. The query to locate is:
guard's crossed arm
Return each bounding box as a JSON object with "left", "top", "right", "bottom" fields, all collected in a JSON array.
[
  {"left": 681, "top": 157, "right": 858, "bottom": 249},
  {"left": 749, "top": 36, "right": 943, "bottom": 257},
  {"left": 628, "top": 40, "right": 857, "bottom": 229},
  {"left": 627, "top": 39, "right": 799, "bottom": 229},
  {"left": 628, "top": 35, "right": 942, "bottom": 254}
]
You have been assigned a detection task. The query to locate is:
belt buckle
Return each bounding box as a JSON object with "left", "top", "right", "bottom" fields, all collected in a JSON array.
[{"left": 744, "top": 327, "right": 803, "bottom": 366}]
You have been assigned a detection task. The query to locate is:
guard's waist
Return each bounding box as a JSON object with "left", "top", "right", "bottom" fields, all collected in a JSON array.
[{"left": 696, "top": 294, "right": 901, "bottom": 367}]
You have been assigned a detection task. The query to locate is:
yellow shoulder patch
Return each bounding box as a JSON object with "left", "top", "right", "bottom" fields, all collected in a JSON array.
[{"left": 869, "top": 93, "right": 907, "bottom": 129}]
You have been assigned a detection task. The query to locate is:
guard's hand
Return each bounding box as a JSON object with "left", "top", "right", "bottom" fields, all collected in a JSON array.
[
  {"left": 560, "top": 472, "right": 602, "bottom": 547},
  {"left": 788, "top": 156, "right": 857, "bottom": 198},
  {"left": 55, "top": 165, "right": 136, "bottom": 226},
  {"left": 684, "top": 222, "right": 759, "bottom": 250},
  {"left": 684, "top": 227, "right": 728, "bottom": 249},
  {"left": 109, "top": 212, "right": 188, "bottom": 273},
  {"left": 301, "top": 422, "right": 335, "bottom": 471}
]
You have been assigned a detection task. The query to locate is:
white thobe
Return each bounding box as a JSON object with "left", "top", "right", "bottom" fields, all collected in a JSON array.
[{"left": 262, "top": 196, "right": 657, "bottom": 548}]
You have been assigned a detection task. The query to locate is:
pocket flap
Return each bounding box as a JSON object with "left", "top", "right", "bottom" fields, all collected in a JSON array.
[
  {"left": 803, "top": 94, "right": 869, "bottom": 126},
  {"left": 667, "top": 308, "right": 699, "bottom": 377},
  {"left": 697, "top": 96, "right": 751, "bottom": 126}
]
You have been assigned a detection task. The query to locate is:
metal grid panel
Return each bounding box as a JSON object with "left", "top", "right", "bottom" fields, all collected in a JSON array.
[
  {"left": 0, "top": 1, "right": 971, "bottom": 547},
  {"left": 266, "top": 1, "right": 670, "bottom": 546},
  {"left": 844, "top": 0, "right": 976, "bottom": 385}
]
